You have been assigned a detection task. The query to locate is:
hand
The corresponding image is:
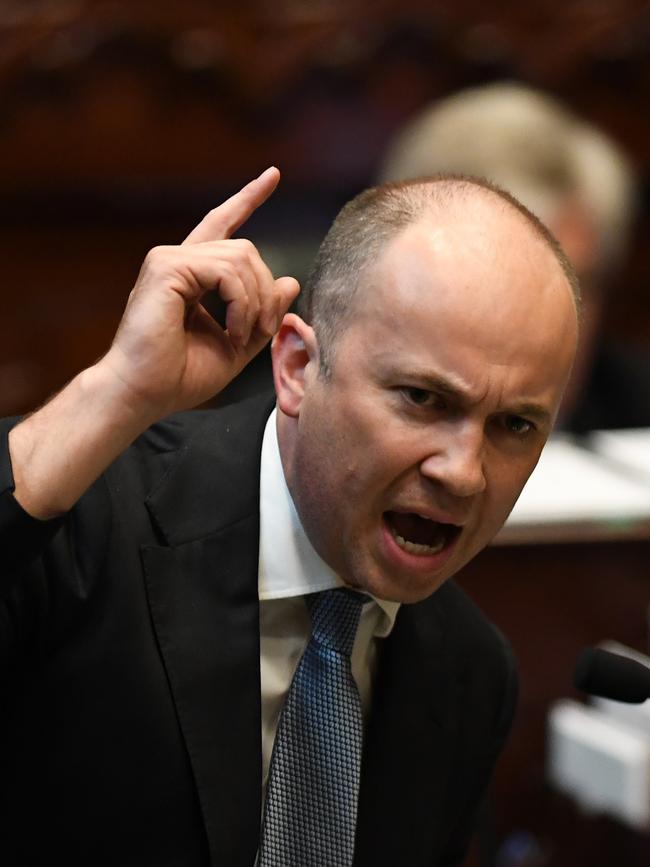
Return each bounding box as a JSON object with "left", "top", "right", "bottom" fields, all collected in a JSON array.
[{"left": 99, "top": 167, "right": 300, "bottom": 421}]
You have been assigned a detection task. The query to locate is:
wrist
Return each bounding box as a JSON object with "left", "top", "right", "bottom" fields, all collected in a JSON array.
[
  {"left": 8, "top": 363, "right": 160, "bottom": 520},
  {"left": 87, "top": 356, "right": 168, "bottom": 433}
]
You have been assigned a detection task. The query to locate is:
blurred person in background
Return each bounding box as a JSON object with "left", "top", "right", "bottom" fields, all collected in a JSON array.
[{"left": 380, "top": 81, "right": 650, "bottom": 433}]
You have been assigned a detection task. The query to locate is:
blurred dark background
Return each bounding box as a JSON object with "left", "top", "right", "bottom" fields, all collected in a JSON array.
[
  {"left": 1, "top": 3, "right": 650, "bottom": 866},
  {"left": 0, "top": 0, "right": 648, "bottom": 416}
]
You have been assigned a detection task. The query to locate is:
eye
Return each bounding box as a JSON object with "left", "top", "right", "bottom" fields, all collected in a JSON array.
[
  {"left": 400, "top": 387, "right": 441, "bottom": 408},
  {"left": 503, "top": 414, "right": 535, "bottom": 435}
]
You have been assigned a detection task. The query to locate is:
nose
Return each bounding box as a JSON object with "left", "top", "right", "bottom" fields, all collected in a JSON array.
[{"left": 419, "top": 423, "right": 487, "bottom": 498}]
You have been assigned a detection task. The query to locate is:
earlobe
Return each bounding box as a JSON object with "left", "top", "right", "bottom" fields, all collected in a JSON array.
[{"left": 271, "top": 313, "right": 319, "bottom": 417}]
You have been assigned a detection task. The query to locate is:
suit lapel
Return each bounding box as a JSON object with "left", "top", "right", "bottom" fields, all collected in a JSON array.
[
  {"left": 141, "top": 396, "right": 275, "bottom": 866},
  {"left": 137, "top": 395, "right": 464, "bottom": 865},
  {"left": 355, "top": 596, "right": 459, "bottom": 867}
]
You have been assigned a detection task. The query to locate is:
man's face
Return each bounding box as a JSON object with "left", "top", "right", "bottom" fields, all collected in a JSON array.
[{"left": 277, "top": 205, "right": 578, "bottom": 603}]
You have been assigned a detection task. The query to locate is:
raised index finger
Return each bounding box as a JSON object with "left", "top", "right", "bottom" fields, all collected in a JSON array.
[{"left": 182, "top": 166, "right": 280, "bottom": 245}]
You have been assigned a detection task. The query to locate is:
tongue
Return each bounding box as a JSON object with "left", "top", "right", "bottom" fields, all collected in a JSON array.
[{"left": 388, "top": 512, "right": 445, "bottom": 546}]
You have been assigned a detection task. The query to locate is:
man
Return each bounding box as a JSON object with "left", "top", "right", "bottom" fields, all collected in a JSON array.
[{"left": 1, "top": 168, "right": 578, "bottom": 866}]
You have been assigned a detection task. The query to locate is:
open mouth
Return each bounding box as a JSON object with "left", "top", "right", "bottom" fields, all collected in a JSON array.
[{"left": 384, "top": 510, "right": 461, "bottom": 556}]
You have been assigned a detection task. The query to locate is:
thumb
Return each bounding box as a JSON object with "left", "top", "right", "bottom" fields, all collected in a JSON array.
[
  {"left": 275, "top": 276, "right": 301, "bottom": 311},
  {"left": 270, "top": 276, "right": 301, "bottom": 336},
  {"left": 237, "top": 276, "right": 301, "bottom": 363}
]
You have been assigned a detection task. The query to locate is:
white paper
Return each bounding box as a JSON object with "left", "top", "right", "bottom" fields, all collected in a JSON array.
[{"left": 505, "top": 434, "right": 650, "bottom": 527}]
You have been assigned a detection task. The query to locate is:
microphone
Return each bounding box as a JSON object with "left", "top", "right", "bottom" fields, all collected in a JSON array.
[{"left": 573, "top": 647, "right": 650, "bottom": 704}]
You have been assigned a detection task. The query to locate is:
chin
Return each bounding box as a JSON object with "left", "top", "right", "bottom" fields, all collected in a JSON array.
[
  {"left": 388, "top": 578, "right": 449, "bottom": 604},
  {"left": 348, "top": 567, "right": 448, "bottom": 605}
]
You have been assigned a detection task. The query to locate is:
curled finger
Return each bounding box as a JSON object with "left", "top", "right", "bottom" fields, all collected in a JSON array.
[{"left": 215, "top": 264, "right": 250, "bottom": 347}]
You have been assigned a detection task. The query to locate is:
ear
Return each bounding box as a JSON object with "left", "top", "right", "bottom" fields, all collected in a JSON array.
[{"left": 271, "top": 313, "right": 320, "bottom": 417}]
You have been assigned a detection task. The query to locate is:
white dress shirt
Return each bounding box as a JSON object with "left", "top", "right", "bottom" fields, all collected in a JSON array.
[{"left": 258, "top": 408, "right": 400, "bottom": 790}]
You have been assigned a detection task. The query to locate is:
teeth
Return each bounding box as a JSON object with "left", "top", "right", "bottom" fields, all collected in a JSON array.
[{"left": 392, "top": 530, "right": 445, "bottom": 556}]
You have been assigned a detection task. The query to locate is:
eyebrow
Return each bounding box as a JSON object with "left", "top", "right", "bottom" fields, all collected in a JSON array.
[{"left": 401, "top": 370, "right": 553, "bottom": 428}]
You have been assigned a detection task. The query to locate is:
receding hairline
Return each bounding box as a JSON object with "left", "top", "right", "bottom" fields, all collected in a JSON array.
[
  {"left": 398, "top": 183, "right": 575, "bottom": 294},
  {"left": 349, "top": 173, "right": 581, "bottom": 310},
  {"left": 369, "top": 175, "right": 580, "bottom": 307},
  {"left": 298, "top": 173, "right": 581, "bottom": 375}
]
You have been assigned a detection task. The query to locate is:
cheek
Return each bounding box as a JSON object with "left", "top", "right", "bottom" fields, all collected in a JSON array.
[{"left": 301, "top": 390, "right": 415, "bottom": 503}]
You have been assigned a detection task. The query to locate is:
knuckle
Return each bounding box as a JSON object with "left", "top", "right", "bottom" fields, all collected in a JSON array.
[
  {"left": 144, "top": 244, "right": 173, "bottom": 268},
  {"left": 146, "top": 244, "right": 167, "bottom": 259},
  {"left": 235, "top": 237, "right": 256, "bottom": 254},
  {"left": 219, "top": 260, "right": 236, "bottom": 279},
  {"left": 232, "top": 238, "right": 258, "bottom": 263}
]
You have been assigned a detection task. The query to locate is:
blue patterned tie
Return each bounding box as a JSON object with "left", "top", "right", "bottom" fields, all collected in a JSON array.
[{"left": 259, "top": 588, "right": 366, "bottom": 867}]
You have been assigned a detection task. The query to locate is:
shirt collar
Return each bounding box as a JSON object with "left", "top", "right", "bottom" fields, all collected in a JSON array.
[{"left": 258, "top": 408, "right": 399, "bottom": 637}]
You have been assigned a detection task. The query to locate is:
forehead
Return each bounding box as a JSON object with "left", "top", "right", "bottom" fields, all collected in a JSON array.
[
  {"left": 356, "top": 200, "right": 575, "bottom": 331},
  {"left": 337, "top": 203, "right": 577, "bottom": 405}
]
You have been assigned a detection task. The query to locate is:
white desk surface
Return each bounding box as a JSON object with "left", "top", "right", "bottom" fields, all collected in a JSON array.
[
  {"left": 495, "top": 431, "right": 650, "bottom": 544},
  {"left": 590, "top": 429, "right": 650, "bottom": 482}
]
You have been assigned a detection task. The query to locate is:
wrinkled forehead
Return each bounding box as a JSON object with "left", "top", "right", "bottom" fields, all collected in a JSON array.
[
  {"left": 345, "top": 204, "right": 578, "bottom": 379},
  {"left": 359, "top": 197, "right": 577, "bottom": 317}
]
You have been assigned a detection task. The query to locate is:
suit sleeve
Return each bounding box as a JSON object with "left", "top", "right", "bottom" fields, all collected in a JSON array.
[
  {"left": 0, "top": 418, "right": 66, "bottom": 588},
  {"left": 0, "top": 416, "right": 101, "bottom": 674}
]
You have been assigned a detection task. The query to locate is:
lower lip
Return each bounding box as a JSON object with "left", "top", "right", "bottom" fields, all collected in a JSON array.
[{"left": 379, "top": 515, "right": 459, "bottom": 575}]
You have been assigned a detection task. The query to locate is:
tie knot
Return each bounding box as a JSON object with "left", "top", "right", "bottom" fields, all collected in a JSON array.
[{"left": 307, "top": 588, "right": 366, "bottom": 656}]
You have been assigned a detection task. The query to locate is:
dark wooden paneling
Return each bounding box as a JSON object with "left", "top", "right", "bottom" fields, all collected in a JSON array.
[{"left": 1, "top": 3, "right": 648, "bottom": 420}]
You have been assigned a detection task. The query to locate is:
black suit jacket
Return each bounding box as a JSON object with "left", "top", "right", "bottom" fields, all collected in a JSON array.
[{"left": 0, "top": 395, "right": 517, "bottom": 866}]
